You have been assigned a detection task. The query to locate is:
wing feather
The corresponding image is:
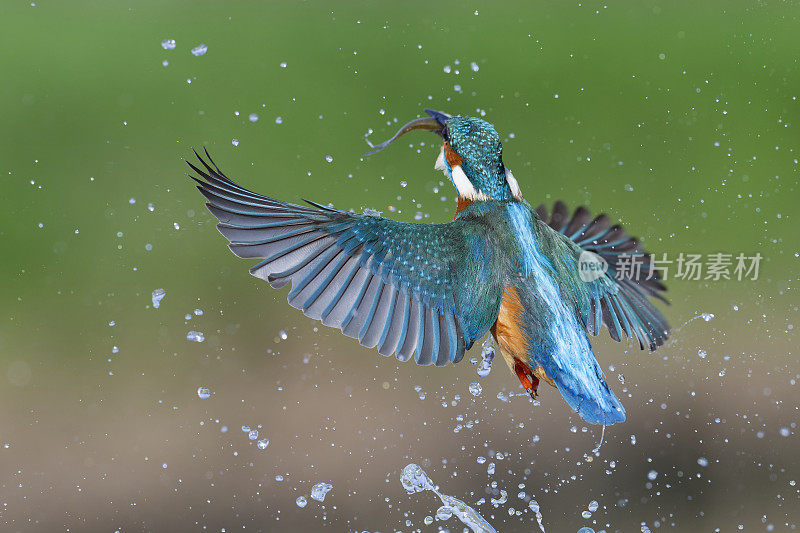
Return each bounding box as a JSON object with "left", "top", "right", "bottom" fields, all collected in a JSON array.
[{"left": 190, "top": 151, "right": 503, "bottom": 367}]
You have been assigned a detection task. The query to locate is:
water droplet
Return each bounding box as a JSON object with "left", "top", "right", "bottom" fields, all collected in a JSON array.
[
  {"left": 279, "top": 330, "right": 288, "bottom": 340},
  {"left": 151, "top": 288, "right": 166, "bottom": 308},
  {"left": 296, "top": 496, "right": 307, "bottom": 508},
  {"left": 697, "top": 457, "right": 708, "bottom": 467},
  {"left": 582, "top": 510, "right": 592, "bottom": 519},
  {"left": 780, "top": 427, "right": 790, "bottom": 437},
  {"left": 275, "top": 116, "right": 283, "bottom": 124},
  {"left": 231, "top": 138, "right": 239, "bottom": 147},
  {"left": 468, "top": 382, "right": 482, "bottom": 396},
  {"left": 280, "top": 61, "right": 287, "bottom": 68},
  {"left": 147, "top": 202, "right": 155, "bottom": 212},
  {"left": 310, "top": 482, "right": 333, "bottom": 502},
  {"left": 618, "top": 373, "right": 625, "bottom": 383},
  {"left": 248, "top": 113, "right": 259, "bottom": 122},
  {"left": 197, "top": 386, "right": 211, "bottom": 399},
  {"left": 436, "top": 505, "right": 453, "bottom": 520},
  {"left": 248, "top": 429, "right": 258, "bottom": 440},
  {"left": 647, "top": 470, "right": 658, "bottom": 480},
  {"left": 698, "top": 349, "right": 707, "bottom": 359},
  {"left": 191, "top": 43, "right": 208, "bottom": 56},
  {"left": 470, "top": 61, "right": 480, "bottom": 71},
  {"left": 577, "top": 528, "right": 595, "bottom": 533},
  {"left": 186, "top": 330, "right": 205, "bottom": 343},
  {"left": 161, "top": 39, "right": 176, "bottom": 50},
  {"left": 194, "top": 308, "right": 203, "bottom": 316},
  {"left": 325, "top": 155, "right": 333, "bottom": 163},
  {"left": 588, "top": 500, "right": 599, "bottom": 512},
  {"left": 257, "top": 438, "right": 269, "bottom": 450},
  {"left": 701, "top": 312, "right": 715, "bottom": 321}
]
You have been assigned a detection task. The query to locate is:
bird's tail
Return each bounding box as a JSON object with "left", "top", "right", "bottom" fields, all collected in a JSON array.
[{"left": 515, "top": 281, "right": 626, "bottom": 425}]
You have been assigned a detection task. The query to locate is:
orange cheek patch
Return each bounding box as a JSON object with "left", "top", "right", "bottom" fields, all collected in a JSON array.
[{"left": 444, "top": 142, "right": 462, "bottom": 167}]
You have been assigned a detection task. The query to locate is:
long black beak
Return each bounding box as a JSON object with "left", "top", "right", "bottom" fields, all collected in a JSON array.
[{"left": 364, "top": 109, "right": 451, "bottom": 156}]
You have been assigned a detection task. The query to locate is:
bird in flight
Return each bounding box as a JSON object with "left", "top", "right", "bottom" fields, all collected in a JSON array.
[{"left": 188, "top": 109, "right": 668, "bottom": 425}]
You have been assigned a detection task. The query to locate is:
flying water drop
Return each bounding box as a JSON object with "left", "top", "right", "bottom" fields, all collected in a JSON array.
[
  {"left": 310, "top": 482, "right": 333, "bottom": 502},
  {"left": 186, "top": 330, "right": 205, "bottom": 343},
  {"left": 151, "top": 288, "right": 166, "bottom": 308}
]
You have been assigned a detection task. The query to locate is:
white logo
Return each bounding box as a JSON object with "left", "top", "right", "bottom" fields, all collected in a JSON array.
[{"left": 578, "top": 250, "right": 608, "bottom": 282}]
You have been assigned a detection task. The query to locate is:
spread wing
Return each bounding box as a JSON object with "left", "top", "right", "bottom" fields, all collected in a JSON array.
[
  {"left": 536, "top": 201, "right": 669, "bottom": 351},
  {"left": 189, "top": 150, "right": 504, "bottom": 366}
]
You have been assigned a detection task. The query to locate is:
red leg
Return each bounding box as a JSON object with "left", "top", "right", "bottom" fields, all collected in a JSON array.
[{"left": 513, "top": 359, "right": 540, "bottom": 398}]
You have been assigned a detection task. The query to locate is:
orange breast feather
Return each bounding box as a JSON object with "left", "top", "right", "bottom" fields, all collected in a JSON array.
[
  {"left": 492, "top": 285, "right": 555, "bottom": 390},
  {"left": 492, "top": 285, "right": 528, "bottom": 360}
]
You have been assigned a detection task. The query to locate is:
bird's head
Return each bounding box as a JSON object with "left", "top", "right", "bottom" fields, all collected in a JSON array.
[{"left": 365, "top": 109, "right": 522, "bottom": 203}]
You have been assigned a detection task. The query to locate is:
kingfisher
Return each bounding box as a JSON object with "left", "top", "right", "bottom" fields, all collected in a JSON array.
[{"left": 188, "top": 109, "right": 668, "bottom": 425}]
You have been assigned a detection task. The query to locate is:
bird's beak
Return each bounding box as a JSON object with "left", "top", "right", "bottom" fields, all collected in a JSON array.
[{"left": 364, "top": 109, "right": 451, "bottom": 156}]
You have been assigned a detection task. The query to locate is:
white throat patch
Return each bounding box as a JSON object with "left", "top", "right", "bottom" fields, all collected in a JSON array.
[
  {"left": 433, "top": 147, "right": 489, "bottom": 201},
  {"left": 434, "top": 147, "right": 446, "bottom": 171},
  {"left": 505, "top": 167, "right": 522, "bottom": 199},
  {"left": 451, "top": 165, "right": 489, "bottom": 201}
]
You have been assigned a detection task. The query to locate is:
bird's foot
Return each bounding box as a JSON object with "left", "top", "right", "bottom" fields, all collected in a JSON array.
[{"left": 513, "top": 359, "right": 540, "bottom": 399}]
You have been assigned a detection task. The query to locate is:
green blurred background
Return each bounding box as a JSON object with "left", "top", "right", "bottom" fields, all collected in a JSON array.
[{"left": 1, "top": 1, "right": 798, "bottom": 531}]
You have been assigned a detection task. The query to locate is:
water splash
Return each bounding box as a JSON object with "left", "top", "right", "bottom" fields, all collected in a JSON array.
[
  {"left": 666, "top": 312, "right": 715, "bottom": 347},
  {"left": 591, "top": 425, "right": 606, "bottom": 457},
  {"left": 528, "top": 499, "right": 546, "bottom": 532},
  {"left": 477, "top": 338, "right": 495, "bottom": 377},
  {"left": 400, "top": 463, "right": 496, "bottom": 533}
]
